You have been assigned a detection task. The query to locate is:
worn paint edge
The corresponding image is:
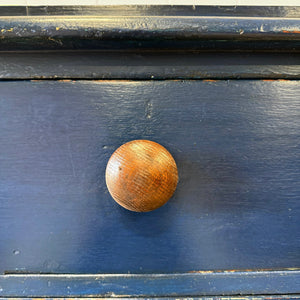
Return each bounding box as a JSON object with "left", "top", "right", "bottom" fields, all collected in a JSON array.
[
  {"left": 1, "top": 296, "right": 300, "bottom": 300},
  {"left": 0, "top": 270, "right": 299, "bottom": 297},
  {"left": 0, "top": 16, "right": 300, "bottom": 51}
]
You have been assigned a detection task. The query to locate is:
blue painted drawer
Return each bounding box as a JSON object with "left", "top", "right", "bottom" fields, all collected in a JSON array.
[
  {"left": 0, "top": 5, "right": 299, "bottom": 298},
  {"left": 0, "top": 80, "right": 299, "bottom": 276}
]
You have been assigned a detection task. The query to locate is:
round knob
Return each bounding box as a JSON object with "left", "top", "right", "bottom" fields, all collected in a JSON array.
[{"left": 105, "top": 140, "right": 178, "bottom": 212}]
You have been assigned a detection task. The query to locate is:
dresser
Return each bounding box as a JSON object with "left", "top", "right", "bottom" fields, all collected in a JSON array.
[{"left": 0, "top": 5, "right": 299, "bottom": 298}]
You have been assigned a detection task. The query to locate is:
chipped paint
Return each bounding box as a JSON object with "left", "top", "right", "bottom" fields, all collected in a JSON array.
[
  {"left": 260, "top": 24, "right": 264, "bottom": 32},
  {"left": 282, "top": 30, "right": 300, "bottom": 34},
  {"left": 188, "top": 270, "right": 215, "bottom": 274},
  {"left": 262, "top": 79, "right": 295, "bottom": 82},
  {"left": 9, "top": 298, "right": 300, "bottom": 300},
  {"left": 189, "top": 267, "right": 300, "bottom": 273},
  {"left": 0, "top": 16, "right": 299, "bottom": 51},
  {"left": 7, "top": 298, "right": 300, "bottom": 300}
]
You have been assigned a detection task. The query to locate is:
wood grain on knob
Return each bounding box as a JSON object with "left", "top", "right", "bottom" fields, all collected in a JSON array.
[{"left": 105, "top": 140, "right": 178, "bottom": 212}]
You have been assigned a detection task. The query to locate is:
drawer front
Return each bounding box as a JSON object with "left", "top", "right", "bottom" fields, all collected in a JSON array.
[{"left": 0, "top": 80, "right": 299, "bottom": 275}]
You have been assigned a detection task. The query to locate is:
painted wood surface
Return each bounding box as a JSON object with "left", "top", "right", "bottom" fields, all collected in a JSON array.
[
  {"left": 0, "top": 1, "right": 299, "bottom": 6},
  {"left": 0, "top": 80, "right": 299, "bottom": 276},
  {"left": 1, "top": 297, "right": 300, "bottom": 300},
  {"left": 0, "top": 51, "right": 299, "bottom": 80},
  {"left": 0, "top": 6, "right": 299, "bottom": 17},
  {"left": 0, "top": 6, "right": 299, "bottom": 51},
  {"left": 0, "top": 270, "right": 300, "bottom": 297}
]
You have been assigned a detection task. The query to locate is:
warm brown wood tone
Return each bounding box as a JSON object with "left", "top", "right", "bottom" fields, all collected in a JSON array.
[{"left": 105, "top": 140, "right": 178, "bottom": 212}]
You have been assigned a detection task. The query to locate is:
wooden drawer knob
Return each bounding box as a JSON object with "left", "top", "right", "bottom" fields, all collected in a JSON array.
[{"left": 105, "top": 140, "right": 178, "bottom": 212}]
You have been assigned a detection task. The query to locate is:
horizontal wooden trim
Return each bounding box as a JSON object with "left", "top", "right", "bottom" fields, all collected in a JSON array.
[
  {"left": 0, "top": 51, "right": 299, "bottom": 80},
  {"left": 0, "top": 6, "right": 299, "bottom": 18},
  {"left": 0, "top": 12, "right": 299, "bottom": 50},
  {"left": 0, "top": 296, "right": 300, "bottom": 300},
  {"left": 0, "top": 270, "right": 299, "bottom": 297},
  {"left": 1, "top": 16, "right": 299, "bottom": 39}
]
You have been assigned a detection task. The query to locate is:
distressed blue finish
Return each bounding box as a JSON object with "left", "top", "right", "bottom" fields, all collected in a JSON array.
[
  {"left": 0, "top": 80, "right": 299, "bottom": 277},
  {"left": 1, "top": 51, "right": 300, "bottom": 80},
  {"left": 0, "top": 297, "right": 299, "bottom": 300},
  {"left": 0, "top": 6, "right": 299, "bottom": 51},
  {"left": 0, "top": 271, "right": 299, "bottom": 297},
  {"left": 4, "top": 298, "right": 298, "bottom": 300}
]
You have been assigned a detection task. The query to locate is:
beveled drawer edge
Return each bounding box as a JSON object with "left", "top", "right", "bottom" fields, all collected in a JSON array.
[{"left": 0, "top": 269, "right": 299, "bottom": 297}]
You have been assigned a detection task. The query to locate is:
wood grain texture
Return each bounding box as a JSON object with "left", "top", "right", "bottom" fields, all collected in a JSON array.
[
  {"left": 0, "top": 80, "right": 299, "bottom": 275},
  {"left": 106, "top": 140, "right": 178, "bottom": 212}
]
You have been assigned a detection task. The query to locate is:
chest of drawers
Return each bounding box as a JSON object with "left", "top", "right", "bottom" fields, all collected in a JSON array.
[{"left": 0, "top": 5, "right": 299, "bottom": 298}]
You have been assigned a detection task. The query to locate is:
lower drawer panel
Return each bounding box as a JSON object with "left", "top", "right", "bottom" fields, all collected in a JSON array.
[{"left": 0, "top": 80, "right": 299, "bottom": 274}]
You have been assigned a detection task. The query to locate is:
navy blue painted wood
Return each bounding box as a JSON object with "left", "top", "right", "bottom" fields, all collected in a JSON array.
[
  {"left": 1, "top": 298, "right": 299, "bottom": 300},
  {"left": 1, "top": 5, "right": 300, "bottom": 18},
  {"left": 0, "top": 80, "right": 299, "bottom": 275},
  {"left": 0, "top": 14, "right": 299, "bottom": 51},
  {"left": 0, "top": 51, "right": 299, "bottom": 80},
  {"left": 0, "top": 271, "right": 300, "bottom": 297}
]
